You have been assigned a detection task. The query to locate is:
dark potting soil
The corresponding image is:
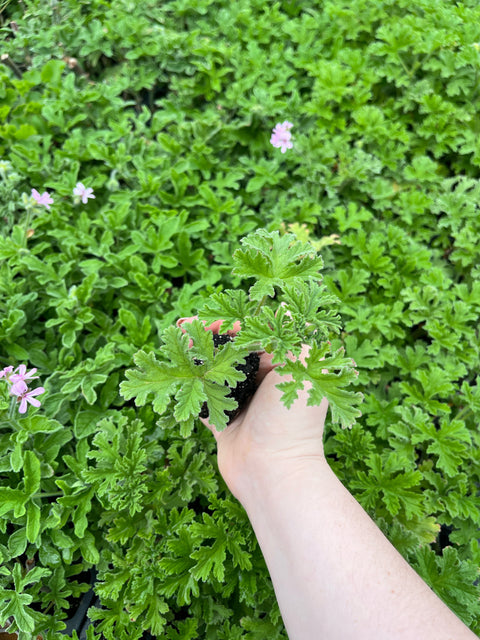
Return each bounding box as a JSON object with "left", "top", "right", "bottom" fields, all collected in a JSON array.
[{"left": 195, "top": 333, "right": 260, "bottom": 425}]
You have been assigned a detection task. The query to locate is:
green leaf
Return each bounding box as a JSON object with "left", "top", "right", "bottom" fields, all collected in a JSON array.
[
  {"left": 198, "top": 289, "right": 253, "bottom": 331},
  {"left": 202, "top": 381, "right": 238, "bottom": 431},
  {"left": 281, "top": 279, "right": 342, "bottom": 337},
  {"left": 161, "top": 324, "right": 196, "bottom": 366},
  {"left": 426, "top": 418, "right": 472, "bottom": 477},
  {"left": 81, "top": 373, "right": 108, "bottom": 405},
  {"left": 10, "top": 441, "right": 23, "bottom": 473},
  {"left": 40, "top": 59, "right": 66, "bottom": 85},
  {"left": 78, "top": 531, "right": 100, "bottom": 564},
  {"left": 203, "top": 342, "right": 247, "bottom": 387},
  {"left": 120, "top": 350, "right": 179, "bottom": 414},
  {"left": 234, "top": 305, "right": 300, "bottom": 363},
  {"left": 182, "top": 318, "right": 215, "bottom": 361},
  {"left": 190, "top": 529, "right": 227, "bottom": 582},
  {"left": 8, "top": 528, "right": 27, "bottom": 558},
  {"left": 276, "top": 343, "right": 363, "bottom": 429},
  {"left": 352, "top": 454, "right": 424, "bottom": 518},
  {"left": 174, "top": 378, "right": 207, "bottom": 422},
  {"left": 20, "top": 415, "right": 63, "bottom": 434},
  {"left": 232, "top": 229, "right": 324, "bottom": 300},
  {"left": 25, "top": 501, "right": 41, "bottom": 544},
  {"left": 0, "top": 488, "right": 28, "bottom": 518},
  {"left": 414, "top": 546, "right": 480, "bottom": 625},
  {"left": 23, "top": 450, "right": 41, "bottom": 496},
  {"left": 0, "top": 591, "right": 35, "bottom": 633}
]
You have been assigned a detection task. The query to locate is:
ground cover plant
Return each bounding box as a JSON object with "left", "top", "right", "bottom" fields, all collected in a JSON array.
[{"left": 0, "top": 0, "right": 479, "bottom": 638}]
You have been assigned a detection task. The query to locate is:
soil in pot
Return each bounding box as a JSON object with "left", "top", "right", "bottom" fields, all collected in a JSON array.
[{"left": 195, "top": 333, "right": 261, "bottom": 425}]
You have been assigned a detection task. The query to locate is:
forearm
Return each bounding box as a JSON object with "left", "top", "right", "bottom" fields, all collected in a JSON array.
[{"left": 240, "top": 455, "right": 475, "bottom": 640}]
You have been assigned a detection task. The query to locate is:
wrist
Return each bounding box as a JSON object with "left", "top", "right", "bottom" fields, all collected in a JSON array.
[{"left": 235, "top": 451, "right": 331, "bottom": 514}]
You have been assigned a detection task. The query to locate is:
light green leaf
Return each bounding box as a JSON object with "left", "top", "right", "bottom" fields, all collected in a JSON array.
[
  {"left": 198, "top": 289, "right": 253, "bottom": 332},
  {"left": 190, "top": 540, "right": 226, "bottom": 582},
  {"left": 26, "top": 501, "right": 41, "bottom": 544},
  {"left": 203, "top": 342, "right": 246, "bottom": 387},
  {"left": 174, "top": 378, "right": 207, "bottom": 422},
  {"left": 120, "top": 350, "right": 179, "bottom": 412},
  {"left": 20, "top": 415, "right": 63, "bottom": 434},
  {"left": 277, "top": 343, "right": 363, "bottom": 429},
  {"left": 182, "top": 318, "right": 215, "bottom": 360},
  {"left": 23, "top": 451, "right": 41, "bottom": 496},
  {"left": 10, "top": 441, "right": 23, "bottom": 473},
  {"left": 232, "top": 229, "right": 323, "bottom": 300},
  {"left": 8, "top": 528, "right": 28, "bottom": 558},
  {"left": 0, "top": 488, "right": 28, "bottom": 518},
  {"left": 0, "top": 592, "right": 34, "bottom": 633},
  {"left": 203, "top": 381, "right": 238, "bottom": 431}
]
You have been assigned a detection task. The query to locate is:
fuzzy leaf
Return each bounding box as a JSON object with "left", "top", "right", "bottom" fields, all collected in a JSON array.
[
  {"left": 203, "top": 342, "right": 247, "bottom": 386},
  {"left": 232, "top": 229, "right": 323, "bottom": 300},
  {"left": 233, "top": 305, "right": 300, "bottom": 363},
  {"left": 174, "top": 378, "right": 207, "bottom": 422},
  {"left": 276, "top": 343, "right": 363, "bottom": 429},
  {"left": 425, "top": 418, "right": 472, "bottom": 477},
  {"left": 23, "top": 450, "right": 41, "bottom": 497},
  {"left": 25, "top": 501, "right": 41, "bottom": 544},
  {"left": 198, "top": 289, "right": 253, "bottom": 332},
  {"left": 202, "top": 381, "right": 238, "bottom": 431},
  {"left": 120, "top": 350, "right": 178, "bottom": 414},
  {"left": 0, "top": 488, "right": 28, "bottom": 518},
  {"left": 0, "top": 592, "right": 35, "bottom": 633},
  {"left": 180, "top": 318, "right": 214, "bottom": 361},
  {"left": 281, "top": 280, "right": 342, "bottom": 338},
  {"left": 414, "top": 546, "right": 480, "bottom": 624}
]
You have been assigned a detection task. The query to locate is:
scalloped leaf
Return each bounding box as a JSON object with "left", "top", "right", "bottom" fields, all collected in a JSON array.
[{"left": 232, "top": 229, "right": 324, "bottom": 300}]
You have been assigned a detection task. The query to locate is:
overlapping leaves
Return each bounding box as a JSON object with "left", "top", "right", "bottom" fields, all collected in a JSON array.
[{"left": 122, "top": 230, "right": 362, "bottom": 430}]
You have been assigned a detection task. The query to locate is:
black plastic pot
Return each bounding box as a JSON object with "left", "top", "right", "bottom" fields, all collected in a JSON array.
[
  {"left": 61, "top": 570, "right": 155, "bottom": 639},
  {"left": 61, "top": 569, "right": 97, "bottom": 638}
]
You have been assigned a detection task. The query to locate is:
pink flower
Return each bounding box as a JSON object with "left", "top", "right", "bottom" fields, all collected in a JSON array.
[
  {"left": 13, "top": 386, "right": 45, "bottom": 414},
  {"left": 0, "top": 366, "right": 14, "bottom": 380},
  {"left": 9, "top": 365, "right": 38, "bottom": 395},
  {"left": 73, "top": 182, "right": 95, "bottom": 204},
  {"left": 31, "top": 189, "right": 54, "bottom": 209},
  {"left": 270, "top": 121, "right": 294, "bottom": 153},
  {"left": 10, "top": 364, "right": 38, "bottom": 385}
]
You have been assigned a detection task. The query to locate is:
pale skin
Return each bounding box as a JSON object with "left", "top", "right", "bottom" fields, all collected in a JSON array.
[{"left": 178, "top": 316, "right": 477, "bottom": 640}]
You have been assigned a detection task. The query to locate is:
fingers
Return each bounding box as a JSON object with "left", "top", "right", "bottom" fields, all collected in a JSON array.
[{"left": 177, "top": 316, "right": 242, "bottom": 335}]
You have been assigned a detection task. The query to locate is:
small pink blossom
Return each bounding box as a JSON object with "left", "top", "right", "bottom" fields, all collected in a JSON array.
[
  {"left": 31, "top": 188, "right": 54, "bottom": 209},
  {"left": 10, "top": 364, "right": 38, "bottom": 385},
  {"left": 9, "top": 365, "right": 38, "bottom": 396},
  {"left": 14, "top": 386, "right": 45, "bottom": 414},
  {"left": 270, "top": 121, "right": 294, "bottom": 153},
  {"left": 0, "top": 366, "right": 14, "bottom": 380},
  {"left": 10, "top": 379, "right": 28, "bottom": 396},
  {"left": 73, "top": 182, "right": 95, "bottom": 204}
]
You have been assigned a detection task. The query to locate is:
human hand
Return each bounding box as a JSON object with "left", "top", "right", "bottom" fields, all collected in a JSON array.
[{"left": 176, "top": 316, "right": 329, "bottom": 505}]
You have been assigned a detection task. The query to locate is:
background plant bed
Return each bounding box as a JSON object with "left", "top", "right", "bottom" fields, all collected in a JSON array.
[{"left": 0, "top": 0, "right": 479, "bottom": 637}]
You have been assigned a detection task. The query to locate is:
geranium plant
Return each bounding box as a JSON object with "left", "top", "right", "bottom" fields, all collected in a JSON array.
[{"left": 120, "top": 228, "right": 363, "bottom": 434}]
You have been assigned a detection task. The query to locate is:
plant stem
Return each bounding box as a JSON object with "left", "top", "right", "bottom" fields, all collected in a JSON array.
[
  {"left": 33, "top": 492, "right": 63, "bottom": 498},
  {"left": 8, "top": 395, "right": 17, "bottom": 419},
  {"left": 455, "top": 405, "right": 471, "bottom": 421},
  {"left": 23, "top": 205, "right": 32, "bottom": 247},
  {"left": 252, "top": 295, "right": 268, "bottom": 317}
]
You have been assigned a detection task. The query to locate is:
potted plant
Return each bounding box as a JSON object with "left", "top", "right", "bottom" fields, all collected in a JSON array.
[{"left": 121, "top": 228, "right": 362, "bottom": 435}]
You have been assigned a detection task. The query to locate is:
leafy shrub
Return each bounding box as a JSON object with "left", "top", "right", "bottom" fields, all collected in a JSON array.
[{"left": 0, "top": 0, "right": 479, "bottom": 637}]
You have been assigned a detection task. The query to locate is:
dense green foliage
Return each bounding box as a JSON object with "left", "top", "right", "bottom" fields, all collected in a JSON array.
[{"left": 0, "top": 0, "right": 479, "bottom": 638}]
